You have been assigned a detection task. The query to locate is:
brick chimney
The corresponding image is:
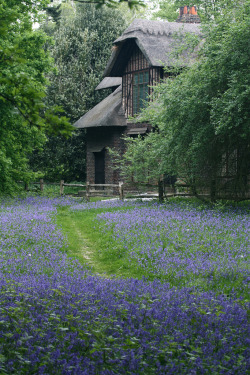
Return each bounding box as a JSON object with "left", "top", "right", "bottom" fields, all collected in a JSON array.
[{"left": 176, "top": 5, "right": 201, "bottom": 23}]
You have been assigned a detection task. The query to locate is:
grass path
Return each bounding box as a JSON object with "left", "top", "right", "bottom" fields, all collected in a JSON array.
[
  {"left": 56, "top": 207, "right": 103, "bottom": 275},
  {"left": 71, "top": 222, "right": 93, "bottom": 263},
  {"left": 56, "top": 206, "right": 131, "bottom": 278}
]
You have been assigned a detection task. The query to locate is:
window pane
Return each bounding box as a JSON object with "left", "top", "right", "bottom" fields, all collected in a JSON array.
[
  {"left": 139, "top": 85, "right": 144, "bottom": 100},
  {"left": 132, "top": 70, "right": 149, "bottom": 115}
]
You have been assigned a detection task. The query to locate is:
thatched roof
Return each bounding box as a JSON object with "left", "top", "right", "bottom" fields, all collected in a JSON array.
[
  {"left": 74, "top": 19, "right": 202, "bottom": 129},
  {"left": 95, "top": 77, "right": 122, "bottom": 91},
  {"left": 74, "top": 86, "right": 126, "bottom": 129},
  {"left": 104, "top": 19, "right": 201, "bottom": 76}
]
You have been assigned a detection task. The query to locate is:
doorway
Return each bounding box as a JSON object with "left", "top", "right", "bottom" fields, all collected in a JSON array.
[{"left": 94, "top": 149, "right": 105, "bottom": 184}]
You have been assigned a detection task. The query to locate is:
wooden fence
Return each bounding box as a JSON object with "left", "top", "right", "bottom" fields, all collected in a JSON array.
[
  {"left": 19, "top": 179, "right": 192, "bottom": 201},
  {"left": 21, "top": 179, "right": 125, "bottom": 200},
  {"left": 60, "top": 181, "right": 124, "bottom": 201}
]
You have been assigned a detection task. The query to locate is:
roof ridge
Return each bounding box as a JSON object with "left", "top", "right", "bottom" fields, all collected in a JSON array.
[
  {"left": 122, "top": 19, "right": 170, "bottom": 37},
  {"left": 115, "top": 19, "right": 200, "bottom": 43}
]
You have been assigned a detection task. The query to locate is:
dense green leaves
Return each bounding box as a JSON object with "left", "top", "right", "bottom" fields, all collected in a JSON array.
[
  {"left": 0, "top": 0, "right": 128, "bottom": 189},
  {"left": 0, "top": 0, "right": 73, "bottom": 193},
  {"left": 74, "top": 0, "right": 146, "bottom": 9},
  {"left": 154, "top": 0, "right": 243, "bottom": 22},
  {"left": 30, "top": 2, "right": 128, "bottom": 182},
  {"left": 29, "top": 131, "right": 86, "bottom": 182},
  {"left": 45, "top": 2, "right": 127, "bottom": 123}
]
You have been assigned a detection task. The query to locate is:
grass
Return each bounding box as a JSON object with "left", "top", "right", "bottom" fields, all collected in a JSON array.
[
  {"left": 56, "top": 204, "right": 140, "bottom": 278},
  {"left": 17, "top": 181, "right": 87, "bottom": 197}
]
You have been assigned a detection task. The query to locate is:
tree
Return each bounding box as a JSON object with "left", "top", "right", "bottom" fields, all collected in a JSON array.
[
  {"left": 0, "top": 0, "right": 73, "bottom": 193},
  {"left": 151, "top": 0, "right": 179, "bottom": 21},
  {"left": 153, "top": 0, "right": 243, "bottom": 22},
  {"left": 119, "top": 0, "right": 250, "bottom": 199},
  {"left": 30, "top": 1, "right": 128, "bottom": 182},
  {"left": 72, "top": 0, "right": 145, "bottom": 8},
  {"left": 46, "top": 2, "right": 127, "bottom": 122}
]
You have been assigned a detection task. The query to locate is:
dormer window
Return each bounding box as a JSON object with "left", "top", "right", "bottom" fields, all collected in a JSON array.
[
  {"left": 132, "top": 70, "right": 149, "bottom": 115},
  {"left": 122, "top": 43, "right": 163, "bottom": 118}
]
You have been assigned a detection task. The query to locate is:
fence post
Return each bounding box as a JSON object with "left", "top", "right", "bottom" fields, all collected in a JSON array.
[
  {"left": 86, "top": 182, "right": 90, "bottom": 202},
  {"left": 40, "top": 179, "right": 44, "bottom": 192},
  {"left": 119, "top": 182, "right": 124, "bottom": 200},
  {"left": 158, "top": 178, "right": 164, "bottom": 203},
  {"left": 60, "top": 180, "right": 64, "bottom": 196}
]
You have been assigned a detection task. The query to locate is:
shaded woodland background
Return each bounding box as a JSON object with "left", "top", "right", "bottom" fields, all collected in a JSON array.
[{"left": 0, "top": 0, "right": 249, "bottom": 196}]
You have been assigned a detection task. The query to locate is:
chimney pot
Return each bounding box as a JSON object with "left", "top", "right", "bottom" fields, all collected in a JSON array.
[
  {"left": 176, "top": 5, "right": 200, "bottom": 23},
  {"left": 189, "top": 6, "right": 198, "bottom": 15}
]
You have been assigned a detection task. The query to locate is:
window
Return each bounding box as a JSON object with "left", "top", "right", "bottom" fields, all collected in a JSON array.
[{"left": 132, "top": 71, "right": 149, "bottom": 115}]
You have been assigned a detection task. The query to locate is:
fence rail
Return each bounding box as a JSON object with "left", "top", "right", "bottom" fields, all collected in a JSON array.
[
  {"left": 19, "top": 180, "right": 125, "bottom": 200},
  {"left": 18, "top": 179, "right": 193, "bottom": 201},
  {"left": 60, "top": 180, "right": 124, "bottom": 201},
  {"left": 18, "top": 177, "right": 250, "bottom": 201}
]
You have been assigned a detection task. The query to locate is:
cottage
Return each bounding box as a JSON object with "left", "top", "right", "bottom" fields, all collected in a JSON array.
[{"left": 74, "top": 6, "right": 201, "bottom": 186}]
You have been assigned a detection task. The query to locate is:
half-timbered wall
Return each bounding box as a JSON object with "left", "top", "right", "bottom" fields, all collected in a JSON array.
[{"left": 122, "top": 44, "right": 163, "bottom": 117}]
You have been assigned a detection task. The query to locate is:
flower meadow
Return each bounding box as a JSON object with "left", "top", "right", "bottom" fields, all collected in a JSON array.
[
  {"left": 0, "top": 197, "right": 249, "bottom": 374},
  {"left": 96, "top": 202, "right": 250, "bottom": 295}
]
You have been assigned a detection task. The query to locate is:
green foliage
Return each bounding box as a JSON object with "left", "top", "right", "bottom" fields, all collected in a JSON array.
[
  {"left": 186, "top": 0, "right": 241, "bottom": 21},
  {"left": 30, "top": 2, "right": 128, "bottom": 182},
  {"left": 152, "top": 0, "right": 179, "bottom": 22},
  {"left": 109, "top": 133, "right": 164, "bottom": 184},
  {"left": 30, "top": 131, "right": 86, "bottom": 182},
  {"left": 120, "top": 0, "right": 250, "bottom": 199},
  {"left": 45, "top": 2, "right": 128, "bottom": 122},
  {"left": 74, "top": 0, "right": 146, "bottom": 9},
  {"left": 0, "top": 0, "right": 73, "bottom": 194},
  {"left": 154, "top": 0, "right": 243, "bottom": 22},
  {"left": 0, "top": 103, "right": 46, "bottom": 194},
  {"left": 0, "top": 0, "right": 72, "bottom": 133},
  {"left": 45, "top": 3, "right": 62, "bottom": 25}
]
